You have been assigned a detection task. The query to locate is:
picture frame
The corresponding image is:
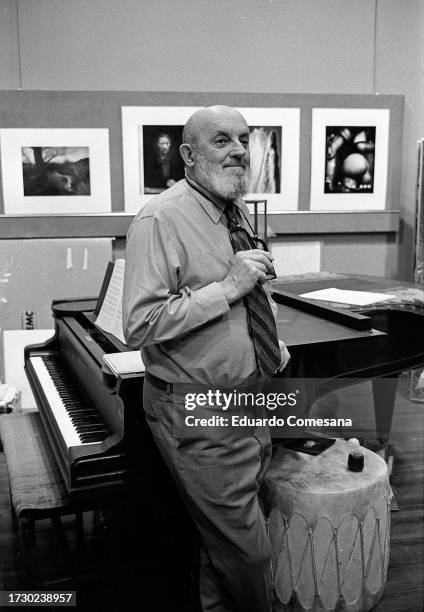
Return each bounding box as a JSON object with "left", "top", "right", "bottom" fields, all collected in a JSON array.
[
  {"left": 237, "top": 107, "right": 300, "bottom": 213},
  {"left": 310, "top": 108, "right": 390, "bottom": 210},
  {"left": 0, "top": 128, "right": 111, "bottom": 213},
  {"left": 122, "top": 106, "right": 200, "bottom": 212},
  {"left": 121, "top": 106, "right": 300, "bottom": 212}
]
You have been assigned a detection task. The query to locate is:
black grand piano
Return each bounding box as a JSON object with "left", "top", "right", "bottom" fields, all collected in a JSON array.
[{"left": 24, "top": 273, "right": 424, "bottom": 502}]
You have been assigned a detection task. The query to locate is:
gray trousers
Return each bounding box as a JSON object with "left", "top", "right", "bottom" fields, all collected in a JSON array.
[{"left": 143, "top": 378, "right": 273, "bottom": 612}]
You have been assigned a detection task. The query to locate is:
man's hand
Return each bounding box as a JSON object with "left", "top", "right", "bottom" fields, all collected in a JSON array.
[
  {"left": 276, "top": 340, "right": 291, "bottom": 373},
  {"left": 219, "top": 249, "right": 275, "bottom": 304}
]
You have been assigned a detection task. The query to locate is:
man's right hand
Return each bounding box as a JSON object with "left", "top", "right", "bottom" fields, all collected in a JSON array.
[{"left": 219, "top": 249, "right": 275, "bottom": 304}]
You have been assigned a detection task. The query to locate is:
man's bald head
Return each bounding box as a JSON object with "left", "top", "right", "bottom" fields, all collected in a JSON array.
[
  {"left": 182, "top": 105, "right": 248, "bottom": 147},
  {"left": 179, "top": 105, "right": 250, "bottom": 200}
]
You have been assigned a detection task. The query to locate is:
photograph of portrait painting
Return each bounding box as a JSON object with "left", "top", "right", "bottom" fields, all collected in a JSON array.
[
  {"left": 21, "top": 147, "right": 90, "bottom": 196},
  {"left": 141, "top": 125, "right": 185, "bottom": 194},
  {"left": 247, "top": 125, "right": 281, "bottom": 194},
  {"left": 324, "top": 126, "right": 376, "bottom": 193}
]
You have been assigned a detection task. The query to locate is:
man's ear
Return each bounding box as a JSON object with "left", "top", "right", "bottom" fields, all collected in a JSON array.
[{"left": 179, "top": 143, "right": 195, "bottom": 167}]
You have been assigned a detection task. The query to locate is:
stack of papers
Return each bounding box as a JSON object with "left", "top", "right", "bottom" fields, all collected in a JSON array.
[
  {"left": 103, "top": 351, "right": 145, "bottom": 376},
  {"left": 299, "top": 288, "right": 397, "bottom": 306}
]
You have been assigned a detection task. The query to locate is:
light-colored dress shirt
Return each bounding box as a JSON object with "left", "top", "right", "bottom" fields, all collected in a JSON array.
[{"left": 122, "top": 178, "right": 277, "bottom": 388}]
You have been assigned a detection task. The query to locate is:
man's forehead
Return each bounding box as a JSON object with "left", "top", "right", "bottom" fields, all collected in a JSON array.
[
  {"left": 199, "top": 111, "right": 249, "bottom": 139},
  {"left": 185, "top": 106, "right": 249, "bottom": 142}
]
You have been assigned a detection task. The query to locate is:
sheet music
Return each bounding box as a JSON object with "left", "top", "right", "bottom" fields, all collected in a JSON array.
[
  {"left": 103, "top": 351, "right": 145, "bottom": 375},
  {"left": 95, "top": 259, "right": 127, "bottom": 344},
  {"left": 299, "top": 287, "right": 397, "bottom": 306}
]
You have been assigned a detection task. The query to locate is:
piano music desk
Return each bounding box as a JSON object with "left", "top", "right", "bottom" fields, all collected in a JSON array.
[{"left": 0, "top": 411, "right": 110, "bottom": 586}]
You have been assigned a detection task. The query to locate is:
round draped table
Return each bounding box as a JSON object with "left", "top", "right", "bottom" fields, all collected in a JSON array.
[{"left": 263, "top": 438, "right": 390, "bottom": 611}]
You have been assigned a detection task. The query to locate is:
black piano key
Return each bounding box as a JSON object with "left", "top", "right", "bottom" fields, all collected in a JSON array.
[
  {"left": 41, "top": 354, "right": 109, "bottom": 443},
  {"left": 67, "top": 408, "right": 97, "bottom": 416},
  {"left": 77, "top": 425, "right": 107, "bottom": 433},
  {"left": 80, "top": 433, "right": 107, "bottom": 443},
  {"left": 72, "top": 425, "right": 103, "bottom": 433},
  {"left": 71, "top": 416, "right": 102, "bottom": 425}
]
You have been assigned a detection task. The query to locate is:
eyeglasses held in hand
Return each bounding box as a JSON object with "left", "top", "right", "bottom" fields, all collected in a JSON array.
[{"left": 228, "top": 223, "right": 277, "bottom": 280}]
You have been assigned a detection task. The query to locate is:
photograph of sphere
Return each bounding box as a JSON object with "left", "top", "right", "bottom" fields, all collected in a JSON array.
[{"left": 324, "top": 126, "right": 375, "bottom": 193}]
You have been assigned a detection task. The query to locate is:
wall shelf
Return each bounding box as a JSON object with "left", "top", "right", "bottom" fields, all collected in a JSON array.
[{"left": 0, "top": 210, "right": 399, "bottom": 240}]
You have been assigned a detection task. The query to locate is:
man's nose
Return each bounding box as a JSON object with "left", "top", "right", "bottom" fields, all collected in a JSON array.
[{"left": 230, "top": 140, "right": 248, "bottom": 157}]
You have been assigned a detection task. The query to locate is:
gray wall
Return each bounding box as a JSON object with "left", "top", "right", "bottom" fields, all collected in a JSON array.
[
  {"left": 14, "top": 0, "right": 375, "bottom": 93},
  {"left": 0, "top": 0, "right": 423, "bottom": 280}
]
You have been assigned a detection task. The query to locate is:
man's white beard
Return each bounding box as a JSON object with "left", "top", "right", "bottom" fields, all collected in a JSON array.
[{"left": 194, "top": 156, "right": 248, "bottom": 200}]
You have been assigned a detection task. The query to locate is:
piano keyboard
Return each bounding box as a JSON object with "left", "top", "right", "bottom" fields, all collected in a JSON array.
[{"left": 29, "top": 355, "right": 109, "bottom": 448}]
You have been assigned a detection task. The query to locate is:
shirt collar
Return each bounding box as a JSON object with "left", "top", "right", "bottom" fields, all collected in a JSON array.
[{"left": 185, "top": 175, "right": 243, "bottom": 225}]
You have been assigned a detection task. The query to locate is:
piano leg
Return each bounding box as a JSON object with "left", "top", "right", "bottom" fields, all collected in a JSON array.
[{"left": 372, "top": 374, "right": 399, "bottom": 445}]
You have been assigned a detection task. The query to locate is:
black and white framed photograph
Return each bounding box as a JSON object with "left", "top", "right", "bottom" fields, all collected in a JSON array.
[
  {"left": 122, "top": 106, "right": 200, "bottom": 211},
  {"left": 310, "top": 108, "right": 390, "bottom": 210},
  {"left": 142, "top": 125, "right": 185, "bottom": 194},
  {"left": 0, "top": 129, "right": 111, "bottom": 213},
  {"left": 323, "top": 126, "right": 376, "bottom": 194},
  {"left": 21, "top": 146, "right": 91, "bottom": 196},
  {"left": 238, "top": 107, "right": 300, "bottom": 212},
  {"left": 246, "top": 125, "right": 282, "bottom": 193},
  {"left": 122, "top": 106, "right": 300, "bottom": 212}
]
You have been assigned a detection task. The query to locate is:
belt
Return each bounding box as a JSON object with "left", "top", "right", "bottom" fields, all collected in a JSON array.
[
  {"left": 145, "top": 372, "right": 263, "bottom": 395},
  {"left": 145, "top": 373, "right": 208, "bottom": 396}
]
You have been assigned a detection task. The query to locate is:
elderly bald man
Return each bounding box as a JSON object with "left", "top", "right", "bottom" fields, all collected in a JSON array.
[{"left": 123, "top": 105, "right": 290, "bottom": 612}]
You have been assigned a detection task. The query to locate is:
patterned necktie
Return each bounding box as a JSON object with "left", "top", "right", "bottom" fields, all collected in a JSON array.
[{"left": 224, "top": 203, "right": 281, "bottom": 378}]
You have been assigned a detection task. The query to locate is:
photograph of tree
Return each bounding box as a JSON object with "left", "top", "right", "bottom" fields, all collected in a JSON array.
[
  {"left": 141, "top": 126, "right": 184, "bottom": 194},
  {"left": 1, "top": 128, "right": 111, "bottom": 213},
  {"left": 324, "top": 126, "right": 375, "bottom": 194},
  {"left": 248, "top": 126, "right": 281, "bottom": 194},
  {"left": 21, "top": 147, "right": 90, "bottom": 196}
]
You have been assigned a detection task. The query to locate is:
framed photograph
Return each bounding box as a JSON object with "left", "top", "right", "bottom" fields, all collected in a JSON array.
[
  {"left": 237, "top": 107, "right": 300, "bottom": 212},
  {"left": 122, "top": 106, "right": 300, "bottom": 212},
  {"left": 0, "top": 129, "right": 111, "bottom": 213},
  {"left": 310, "top": 108, "right": 390, "bottom": 210},
  {"left": 122, "top": 106, "right": 200, "bottom": 212}
]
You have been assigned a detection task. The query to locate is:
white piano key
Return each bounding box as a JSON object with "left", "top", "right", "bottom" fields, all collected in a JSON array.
[{"left": 30, "top": 355, "right": 82, "bottom": 448}]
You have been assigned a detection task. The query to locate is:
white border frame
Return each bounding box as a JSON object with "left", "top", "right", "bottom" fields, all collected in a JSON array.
[
  {"left": 122, "top": 106, "right": 300, "bottom": 212},
  {"left": 122, "top": 106, "right": 200, "bottom": 212},
  {"left": 0, "top": 128, "right": 111, "bottom": 213},
  {"left": 237, "top": 107, "right": 300, "bottom": 212},
  {"left": 310, "top": 108, "right": 390, "bottom": 211}
]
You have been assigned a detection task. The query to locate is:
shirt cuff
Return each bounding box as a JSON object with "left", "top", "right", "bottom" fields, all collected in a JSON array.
[{"left": 194, "top": 281, "right": 230, "bottom": 322}]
